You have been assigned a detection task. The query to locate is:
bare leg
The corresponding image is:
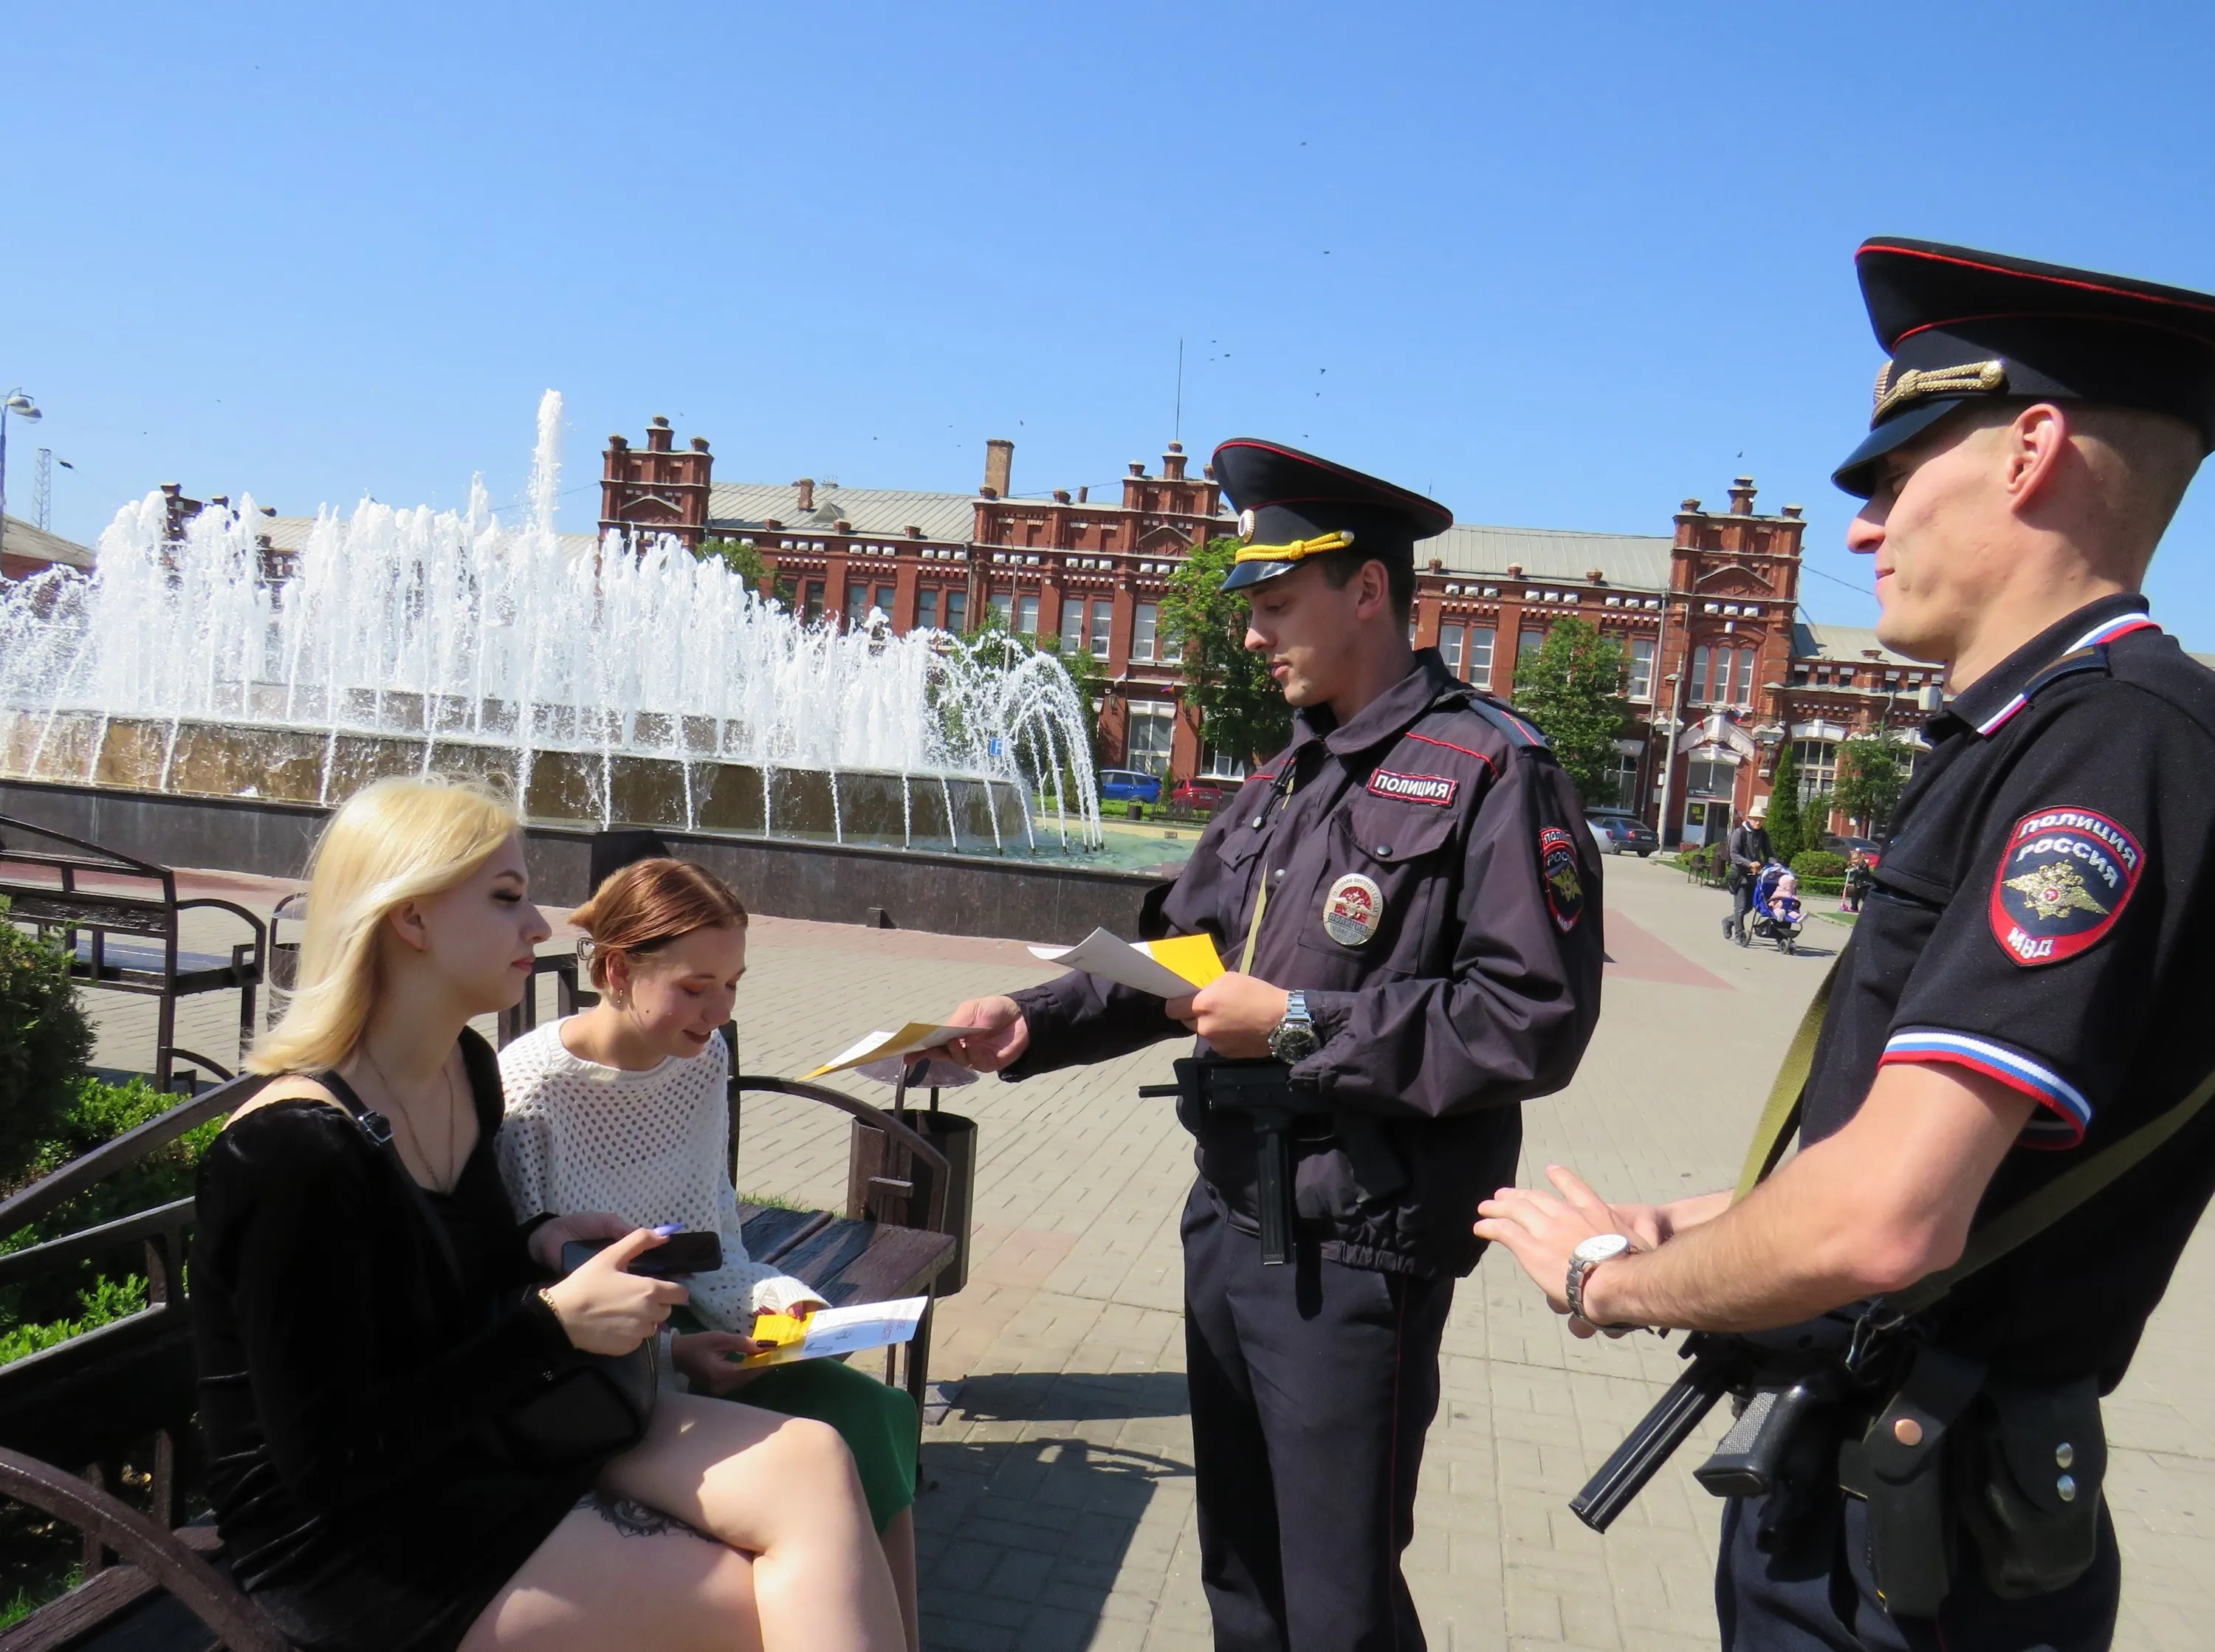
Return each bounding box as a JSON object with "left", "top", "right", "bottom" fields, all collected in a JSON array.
[
  {"left": 599, "top": 1393, "right": 904, "bottom": 1652},
  {"left": 881, "top": 1507, "right": 918, "bottom": 1652},
  {"left": 459, "top": 1502, "right": 760, "bottom": 1652}
]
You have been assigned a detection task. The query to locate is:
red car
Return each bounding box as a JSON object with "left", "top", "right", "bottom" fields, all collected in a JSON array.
[{"left": 1170, "top": 777, "right": 1240, "bottom": 813}]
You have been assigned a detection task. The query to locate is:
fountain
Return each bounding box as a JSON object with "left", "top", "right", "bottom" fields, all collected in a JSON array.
[{"left": 0, "top": 392, "right": 1102, "bottom": 858}]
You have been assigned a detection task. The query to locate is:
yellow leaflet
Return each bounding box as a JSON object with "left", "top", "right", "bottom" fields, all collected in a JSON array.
[
  {"left": 751, "top": 1310, "right": 814, "bottom": 1348},
  {"left": 1137, "top": 933, "right": 1226, "bottom": 989}
]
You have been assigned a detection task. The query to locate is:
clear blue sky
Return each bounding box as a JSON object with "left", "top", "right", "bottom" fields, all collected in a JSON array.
[{"left": 7, "top": 3, "right": 2215, "bottom": 640}]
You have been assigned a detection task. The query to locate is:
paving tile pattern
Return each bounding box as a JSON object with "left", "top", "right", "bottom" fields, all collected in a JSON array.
[{"left": 76, "top": 860, "right": 2215, "bottom": 1649}]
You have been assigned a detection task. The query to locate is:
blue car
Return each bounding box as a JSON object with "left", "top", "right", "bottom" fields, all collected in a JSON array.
[{"left": 1098, "top": 768, "right": 1162, "bottom": 805}]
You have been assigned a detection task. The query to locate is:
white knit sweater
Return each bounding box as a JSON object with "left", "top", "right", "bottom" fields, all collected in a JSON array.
[{"left": 496, "top": 1021, "right": 819, "bottom": 1326}]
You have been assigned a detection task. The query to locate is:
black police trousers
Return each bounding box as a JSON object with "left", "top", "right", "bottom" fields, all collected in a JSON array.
[
  {"left": 1181, "top": 1183, "right": 1454, "bottom": 1652},
  {"left": 1717, "top": 1485, "right": 2120, "bottom": 1651}
]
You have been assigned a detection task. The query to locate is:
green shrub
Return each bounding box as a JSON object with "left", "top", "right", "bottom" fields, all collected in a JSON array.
[
  {"left": 1792, "top": 850, "right": 1850, "bottom": 879},
  {"left": 0, "top": 905, "right": 95, "bottom": 1192},
  {"left": 0, "top": 1275, "right": 147, "bottom": 1366}
]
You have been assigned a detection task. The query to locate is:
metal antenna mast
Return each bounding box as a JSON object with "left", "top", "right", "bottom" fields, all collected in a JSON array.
[{"left": 33, "top": 448, "right": 51, "bottom": 531}]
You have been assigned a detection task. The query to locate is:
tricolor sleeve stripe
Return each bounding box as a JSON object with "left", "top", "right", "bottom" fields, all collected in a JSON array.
[{"left": 1878, "top": 1028, "right": 2091, "bottom": 1148}]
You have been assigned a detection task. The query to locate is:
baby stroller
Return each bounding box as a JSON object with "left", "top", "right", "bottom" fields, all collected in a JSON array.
[{"left": 1748, "top": 861, "right": 1803, "bottom": 954}]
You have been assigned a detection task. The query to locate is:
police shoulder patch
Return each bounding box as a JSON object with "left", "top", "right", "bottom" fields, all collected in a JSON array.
[
  {"left": 1988, "top": 806, "right": 2144, "bottom": 967},
  {"left": 1539, "top": 825, "right": 1584, "bottom": 933}
]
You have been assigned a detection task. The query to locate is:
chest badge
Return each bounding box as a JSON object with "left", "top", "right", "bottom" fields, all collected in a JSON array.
[
  {"left": 1540, "top": 826, "right": 1584, "bottom": 932},
  {"left": 1988, "top": 807, "right": 2143, "bottom": 966},
  {"left": 1322, "top": 873, "right": 1384, "bottom": 947}
]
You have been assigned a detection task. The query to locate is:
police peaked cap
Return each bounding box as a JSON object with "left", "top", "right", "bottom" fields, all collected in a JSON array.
[
  {"left": 1833, "top": 237, "right": 2215, "bottom": 497},
  {"left": 1212, "top": 438, "right": 1453, "bottom": 593}
]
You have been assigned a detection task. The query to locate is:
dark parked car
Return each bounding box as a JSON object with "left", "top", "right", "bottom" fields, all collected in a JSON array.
[
  {"left": 1824, "top": 833, "right": 1884, "bottom": 868},
  {"left": 1586, "top": 808, "right": 1660, "bottom": 856},
  {"left": 1170, "top": 777, "right": 1239, "bottom": 813},
  {"left": 1099, "top": 768, "right": 1161, "bottom": 805}
]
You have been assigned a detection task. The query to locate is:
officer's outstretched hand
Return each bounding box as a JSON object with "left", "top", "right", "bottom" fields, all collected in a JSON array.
[
  {"left": 1167, "top": 974, "right": 1291, "bottom": 1060},
  {"left": 947, "top": 996, "right": 1030, "bottom": 1071}
]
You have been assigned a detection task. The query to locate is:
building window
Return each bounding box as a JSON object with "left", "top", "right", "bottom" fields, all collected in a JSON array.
[
  {"left": 1687, "top": 759, "right": 1737, "bottom": 799},
  {"left": 802, "top": 580, "right": 825, "bottom": 624},
  {"left": 1438, "top": 623, "right": 1465, "bottom": 676},
  {"left": 1736, "top": 646, "right": 1757, "bottom": 707},
  {"left": 1017, "top": 593, "right": 1040, "bottom": 636},
  {"left": 1161, "top": 612, "right": 1184, "bottom": 664},
  {"left": 1627, "top": 636, "right": 1655, "bottom": 702},
  {"left": 1201, "top": 743, "right": 1251, "bottom": 780},
  {"left": 1467, "top": 625, "right": 1496, "bottom": 689},
  {"left": 1792, "top": 739, "right": 1838, "bottom": 801},
  {"left": 846, "top": 581, "right": 870, "bottom": 627},
  {"left": 1691, "top": 644, "right": 1712, "bottom": 703},
  {"left": 1610, "top": 749, "right": 1641, "bottom": 810},
  {"left": 989, "top": 591, "right": 1012, "bottom": 628},
  {"left": 876, "top": 582, "right": 894, "bottom": 619},
  {"left": 1133, "top": 602, "right": 1158, "bottom": 663},
  {"left": 1061, "top": 596, "right": 1085, "bottom": 653},
  {"left": 917, "top": 588, "right": 939, "bottom": 630},
  {"left": 1089, "top": 602, "right": 1111, "bottom": 659},
  {"left": 944, "top": 589, "right": 967, "bottom": 632},
  {"left": 1127, "top": 701, "right": 1175, "bottom": 777},
  {"left": 1518, "top": 627, "right": 1547, "bottom": 669}
]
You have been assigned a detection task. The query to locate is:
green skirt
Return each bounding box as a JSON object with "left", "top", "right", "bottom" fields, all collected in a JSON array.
[{"left": 670, "top": 1309, "right": 917, "bottom": 1531}]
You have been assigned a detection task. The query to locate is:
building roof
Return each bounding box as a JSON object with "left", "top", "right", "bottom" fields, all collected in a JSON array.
[
  {"left": 1793, "top": 622, "right": 1921, "bottom": 668},
  {"left": 1, "top": 515, "right": 95, "bottom": 569},
  {"left": 1420, "top": 522, "right": 1674, "bottom": 589},
  {"left": 707, "top": 481, "right": 978, "bottom": 543}
]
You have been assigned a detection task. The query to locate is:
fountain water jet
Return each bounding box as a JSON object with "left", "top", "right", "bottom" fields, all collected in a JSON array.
[{"left": 0, "top": 393, "right": 1102, "bottom": 854}]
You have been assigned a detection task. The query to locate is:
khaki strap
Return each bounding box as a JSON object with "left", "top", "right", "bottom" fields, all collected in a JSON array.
[
  {"left": 1239, "top": 875, "right": 1271, "bottom": 975},
  {"left": 1732, "top": 959, "right": 1840, "bottom": 1201},
  {"left": 1887, "top": 1061, "right": 2215, "bottom": 1316}
]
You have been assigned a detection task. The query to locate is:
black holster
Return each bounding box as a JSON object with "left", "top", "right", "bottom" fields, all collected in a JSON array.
[{"left": 1955, "top": 1373, "right": 2107, "bottom": 1600}]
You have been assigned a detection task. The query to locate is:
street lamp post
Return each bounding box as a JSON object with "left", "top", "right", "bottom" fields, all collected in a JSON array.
[{"left": 0, "top": 389, "right": 44, "bottom": 563}]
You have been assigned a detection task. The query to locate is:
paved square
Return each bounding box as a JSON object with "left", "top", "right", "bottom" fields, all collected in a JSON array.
[{"left": 90, "top": 856, "right": 2214, "bottom": 1649}]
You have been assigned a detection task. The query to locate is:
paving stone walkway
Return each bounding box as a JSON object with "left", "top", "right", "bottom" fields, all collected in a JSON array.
[{"left": 84, "top": 856, "right": 2215, "bottom": 1650}]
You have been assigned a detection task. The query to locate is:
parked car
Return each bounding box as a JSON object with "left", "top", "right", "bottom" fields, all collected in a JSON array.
[
  {"left": 1586, "top": 808, "right": 1660, "bottom": 856},
  {"left": 1170, "top": 777, "right": 1240, "bottom": 813},
  {"left": 1823, "top": 833, "right": 1884, "bottom": 868},
  {"left": 1098, "top": 768, "right": 1161, "bottom": 805}
]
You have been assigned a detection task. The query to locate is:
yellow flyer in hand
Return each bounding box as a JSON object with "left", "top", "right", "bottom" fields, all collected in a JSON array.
[
  {"left": 1028, "top": 928, "right": 1225, "bottom": 997},
  {"left": 800, "top": 1022, "right": 980, "bottom": 1080}
]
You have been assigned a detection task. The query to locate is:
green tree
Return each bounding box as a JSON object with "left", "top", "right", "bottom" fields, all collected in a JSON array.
[
  {"left": 1764, "top": 744, "right": 1805, "bottom": 865},
  {"left": 0, "top": 904, "right": 94, "bottom": 1191},
  {"left": 1161, "top": 537, "right": 1292, "bottom": 768},
  {"left": 1511, "top": 617, "right": 1629, "bottom": 804},
  {"left": 698, "top": 537, "right": 792, "bottom": 604},
  {"left": 1834, "top": 734, "right": 1909, "bottom": 834}
]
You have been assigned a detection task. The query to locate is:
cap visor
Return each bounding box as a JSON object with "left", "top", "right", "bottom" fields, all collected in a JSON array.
[
  {"left": 1831, "top": 397, "right": 1974, "bottom": 498},
  {"left": 1220, "top": 558, "right": 1297, "bottom": 592}
]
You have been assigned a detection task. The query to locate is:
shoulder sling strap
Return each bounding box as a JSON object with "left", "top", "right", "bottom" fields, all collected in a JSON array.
[{"left": 1732, "top": 959, "right": 1838, "bottom": 1201}]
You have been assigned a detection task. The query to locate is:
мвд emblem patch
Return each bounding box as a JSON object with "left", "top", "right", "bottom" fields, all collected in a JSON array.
[
  {"left": 1988, "top": 807, "right": 2143, "bottom": 966},
  {"left": 1539, "top": 826, "right": 1584, "bottom": 933}
]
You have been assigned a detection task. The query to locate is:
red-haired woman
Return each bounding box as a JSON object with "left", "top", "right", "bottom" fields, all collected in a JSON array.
[{"left": 497, "top": 859, "right": 921, "bottom": 1651}]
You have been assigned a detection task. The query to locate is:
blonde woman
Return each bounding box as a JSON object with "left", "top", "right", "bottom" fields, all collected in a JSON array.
[{"left": 193, "top": 776, "right": 903, "bottom": 1652}]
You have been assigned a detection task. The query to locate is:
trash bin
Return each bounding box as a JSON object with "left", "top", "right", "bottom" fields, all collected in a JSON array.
[{"left": 847, "top": 1075, "right": 977, "bottom": 1298}]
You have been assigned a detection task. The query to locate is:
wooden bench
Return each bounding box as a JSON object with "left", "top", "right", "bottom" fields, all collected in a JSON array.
[
  {"left": 0, "top": 816, "right": 264, "bottom": 1090},
  {"left": 0, "top": 1066, "right": 959, "bottom": 1649}
]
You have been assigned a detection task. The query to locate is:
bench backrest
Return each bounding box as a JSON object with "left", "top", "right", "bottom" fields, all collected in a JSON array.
[{"left": 0, "top": 813, "right": 182, "bottom": 946}]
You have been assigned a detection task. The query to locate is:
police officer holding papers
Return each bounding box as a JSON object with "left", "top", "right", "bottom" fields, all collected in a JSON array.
[
  {"left": 944, "top": 438, "right": 1605, "bottom": 1651},
  {"left": 1477, "top": 238, "right": 2215, "bottom": 1650}
]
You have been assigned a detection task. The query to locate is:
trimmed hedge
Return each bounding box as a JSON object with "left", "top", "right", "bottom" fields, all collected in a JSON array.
[{"left": 1791, "top": 850, "right": 1850, "bottom": 879}]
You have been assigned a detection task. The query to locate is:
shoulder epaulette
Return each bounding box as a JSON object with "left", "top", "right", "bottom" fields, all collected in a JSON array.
[
  {"left": 1974, "top": 646, "right": 2112, "bottom": 738},
  {"left": 1449, "top": 689, "right": 1552, "bottom": 752}
]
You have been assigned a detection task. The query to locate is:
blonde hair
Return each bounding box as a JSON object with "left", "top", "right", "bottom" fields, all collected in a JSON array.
[{"left": 247, "top": 776, "right": 521, "bottom": 1075}]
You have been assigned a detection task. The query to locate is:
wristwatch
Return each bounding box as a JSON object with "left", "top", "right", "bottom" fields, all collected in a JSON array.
[
  {"left": 1268, "top": 990, "right": 1321, "bottom": 1064},
  {"left": 1565, "top": 1232, "right": 1633, "bottom": 1329}
]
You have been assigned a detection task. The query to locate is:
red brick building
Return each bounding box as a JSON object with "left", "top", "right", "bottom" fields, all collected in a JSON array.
[
  {"left": 0, "top": 515, "right": 94, "bottom": 582},
  {"left": 597, "top": 421, "right": 1934, "bottom": 840}
]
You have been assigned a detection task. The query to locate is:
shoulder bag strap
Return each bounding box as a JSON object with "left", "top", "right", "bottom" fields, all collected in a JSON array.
[
  {"left": 1733, "top": 958, "right": 1839, "bottom": 1201},
  {"left": 315, "top": 1067, "right": 467, "bottom": 1290}
]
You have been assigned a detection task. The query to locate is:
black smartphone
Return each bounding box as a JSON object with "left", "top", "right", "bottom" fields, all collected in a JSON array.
[{"left": 558, "top": 1231, "right": 724, "bottom": 1278}]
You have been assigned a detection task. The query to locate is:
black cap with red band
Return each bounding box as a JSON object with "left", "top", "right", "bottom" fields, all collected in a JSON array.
[
  {"left": 1833, "top": 237, "right": 2215, "bottom": 498},
  {"left": 1212, "top": 438, "right": 1453, "bottom": 593}
]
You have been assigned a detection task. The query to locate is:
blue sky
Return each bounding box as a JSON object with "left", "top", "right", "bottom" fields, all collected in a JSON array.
[{"left": 7, "top": 3, "right": 2215, "bottom": 639}]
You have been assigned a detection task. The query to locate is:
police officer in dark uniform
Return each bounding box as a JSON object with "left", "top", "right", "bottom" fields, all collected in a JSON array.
[
  {"left": 944, "top": 438, "right": 1606, "bottom": 1651},
  {"left": 1476, "top": 239, "right": 2215, "bottom": 1650}
]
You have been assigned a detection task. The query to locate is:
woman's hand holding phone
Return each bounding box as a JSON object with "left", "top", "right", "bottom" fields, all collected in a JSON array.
[{"left": 540, "top": 1228, "right": 688, "bottom": 1355}]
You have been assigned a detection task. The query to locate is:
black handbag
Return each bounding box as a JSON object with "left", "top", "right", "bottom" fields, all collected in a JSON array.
[{"left": 320, "top": 1066, "right": 659, "bottom": 1471}]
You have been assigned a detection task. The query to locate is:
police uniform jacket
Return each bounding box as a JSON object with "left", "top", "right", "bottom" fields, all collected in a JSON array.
[
  {"left": 1802, "top": 594, "right": 2215, "bottom": 1388},
  {"left": 1006, "top": 650, "right": 1607, "bottom": 1278}
]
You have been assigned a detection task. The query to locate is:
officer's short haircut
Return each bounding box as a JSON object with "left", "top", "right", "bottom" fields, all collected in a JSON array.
[
  {"left": 1953, "top": 398, "right": 2204, "bottom": 571},
  {"left": 1312, "top": 547, "right": 1416, "bottom": 623}
]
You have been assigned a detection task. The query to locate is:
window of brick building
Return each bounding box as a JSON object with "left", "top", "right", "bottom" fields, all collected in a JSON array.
[
  {"left": 917, "top": 589, "right": 939, "bottom": 630},
  {"left": 1792, "top": 739, "right": 1838, "bottom": 801},
  {"left": 1438, "top": 624, "right": 1465, "bottom": 676},
  {"left": 1201, "top": 743, "right": 1251, "bottom": 780},
  {"left": 1017, "top": 593, "right": 1040, "bottom": 636},
  {"left": 1127, "top": 701, "right": 1175, "bottom": 777},
  {"left": 846, "top": 582, "right": 869, "bottom": 628},
  {"left": 1061, "top": 596, "right": 1085, "bottom": 653},
  {"left": 1089, "top": 602, "right": 1111, "bottom": 659},
  {"left": 1518, "top": 627, "right": 1547, "bottom": 668},
  {"left": 1627, "top": 636, "right": 1655, "bottom": 701},
  {"left": 1467, "top": 626, "right": 1496, "bottom": 688},
  {"left": 802, "top": 581, "right": 825, "bottom": 624},
  {"left": 1133, "top": 602, "right": 1158, "bottom": 663},
  {"left": 944, "top": 590, "right": 966, "bottom": 632},
  {"left": 989, "top": 591, "right": 1012, "bottom": 628}
]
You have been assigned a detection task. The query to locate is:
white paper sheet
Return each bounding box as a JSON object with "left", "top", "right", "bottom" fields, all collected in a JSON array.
[
  {"left": 801, "top": 1022, "right": 981, "bottom": 1080},
  {"left": 743, "top": 1296, "right": 930, "bottom": 1368},
  {"left": 1027, "top": 927, "right": 1222, "bottom": 997}
]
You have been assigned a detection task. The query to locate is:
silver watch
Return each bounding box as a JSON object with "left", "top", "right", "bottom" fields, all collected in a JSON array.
[
  {"left": 1268, "top": 990, "right": 1321, "bottom": 1064},
  {"left": 1565, "top": 1232, "right": 1633, "bottom": 1327}
]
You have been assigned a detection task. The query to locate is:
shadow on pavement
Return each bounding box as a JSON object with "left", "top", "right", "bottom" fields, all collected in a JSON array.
[{"left": 916, "top": 1371, "right": 1192, "bottom": 1652}]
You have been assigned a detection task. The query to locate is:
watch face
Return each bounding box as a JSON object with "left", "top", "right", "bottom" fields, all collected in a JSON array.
[
  {"left": 1573, "top": 1233, "right": 1632, "bottom": 1265},
  {"left": 1269, "top": 1023, "right": 1321, "bottom": 1062}
]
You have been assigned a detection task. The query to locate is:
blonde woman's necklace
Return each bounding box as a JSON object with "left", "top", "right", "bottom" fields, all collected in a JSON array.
[{"left": 363, "top": 1047, "right": 465, "bottom": 1193}]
